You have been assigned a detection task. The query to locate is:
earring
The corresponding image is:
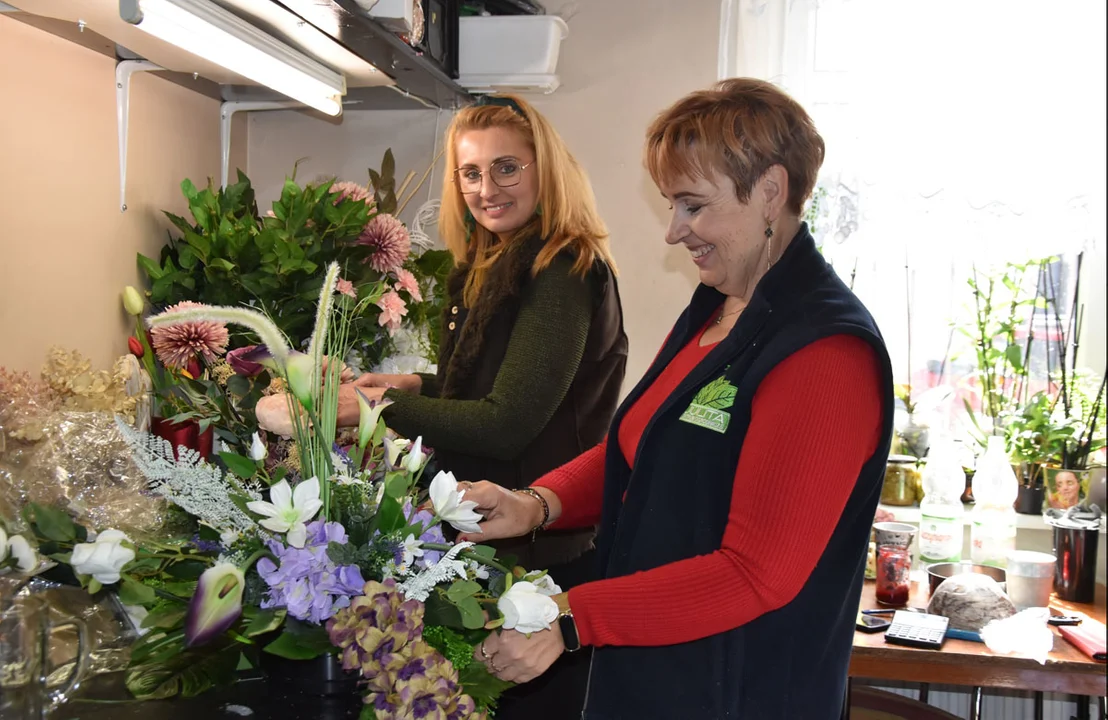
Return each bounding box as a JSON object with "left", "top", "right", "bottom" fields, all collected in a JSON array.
[
  {"left": 464, "top": 209, "right": 477, "bottom": 240},
  {"left": 765, "top": 221, "right": 775, "bottom": 267}
]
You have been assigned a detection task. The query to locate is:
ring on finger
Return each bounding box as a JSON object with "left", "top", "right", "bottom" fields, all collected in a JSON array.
[{"left": 479, "top": 640, "right": 493, "bottom": 662}]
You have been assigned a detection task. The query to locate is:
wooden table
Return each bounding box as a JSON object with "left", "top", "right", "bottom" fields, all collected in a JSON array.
[{"left": 849, "top": 581, "right": 1107, "bottom": 719}]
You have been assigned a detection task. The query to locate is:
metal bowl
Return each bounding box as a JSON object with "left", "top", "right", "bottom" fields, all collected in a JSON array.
[{"left": 926, "top": 562, "right": 1007, "bottom": 596}]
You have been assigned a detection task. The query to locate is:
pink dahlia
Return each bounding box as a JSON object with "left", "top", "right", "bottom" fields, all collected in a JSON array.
[
  {"left": 331, "top": 181, "right": 372, "bottom": 207},
  {"left": 335, "top": 278, "right": 357, "bottom": 299},
  {"left": 393, "top": 268, "right": 422, "bottom": 303},
  {"left": 357, "top": 214, "right": 411, "bottom": 273},
  {"left": 150, "top": 301, "right": 229, "bottom": 369},
  {"left": 376, "top": 290, "right": 408, "bottom": 336}
]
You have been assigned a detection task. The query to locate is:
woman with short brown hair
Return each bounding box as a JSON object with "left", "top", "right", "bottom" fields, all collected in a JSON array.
[{"left": 459, "top": 78, "right": 894, "bottom": 718}]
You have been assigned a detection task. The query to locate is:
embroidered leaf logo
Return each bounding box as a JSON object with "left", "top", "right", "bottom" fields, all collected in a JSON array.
[{"left": 692, "top": 376, "right": 737, "bottom": 410}]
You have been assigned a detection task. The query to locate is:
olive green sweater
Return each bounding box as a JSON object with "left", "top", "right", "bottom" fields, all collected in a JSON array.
[{"left": 383, "top": 256, "right": 595, "bottom": 462}]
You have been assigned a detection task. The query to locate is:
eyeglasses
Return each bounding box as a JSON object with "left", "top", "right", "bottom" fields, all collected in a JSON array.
[{"left": 453, "top": 159, "right": 533, "bottom": 194}]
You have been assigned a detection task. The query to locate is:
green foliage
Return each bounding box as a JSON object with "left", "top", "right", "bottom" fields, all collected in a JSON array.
[
  {"left": 137, "top": 155, "right": 454, "bottom": 369},
  {"left": 422, "top": 624, "right": 475, "bottom": 672},
  {"left": 263, "top": 618, "right": 335, "bottom": 660}
]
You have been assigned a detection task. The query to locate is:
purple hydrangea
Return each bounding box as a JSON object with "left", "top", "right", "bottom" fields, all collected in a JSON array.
[
  {"left": 190, "top": 534, "right": 223, "bottom": 554},
  {"left": 256, "top": 520, "right": 366, "bottom": 624},
  {"left": 411, "top": 508, "right": 445, "bottom": 568}
]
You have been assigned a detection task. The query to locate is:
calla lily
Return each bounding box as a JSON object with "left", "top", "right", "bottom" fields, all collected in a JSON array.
[
  {"left": 246, "top": 477, "right": 322, "bottom": 548},
  {"left": 402, "top": 436, "right": 424, "bottom": 474},
  {"left": 383, "top": 437, "right": 410, "bottom": 470},
  {"left": 227, "top": 345, "right": 268, "bottom": 377},
  {"left": 249, "top": 432, "right": 267, "bottom": 462},
  {"left": 428, "top": 471, "right": 483, "bottom": 534},
  {"left": 185, "top": 563, "right": 245, "bottom": 648},
  {"left": 356, "top": 390, "right": 393, "bottom": 449},
  {"left": 285, "top": 352, "right": 316, "bottom": 412}
]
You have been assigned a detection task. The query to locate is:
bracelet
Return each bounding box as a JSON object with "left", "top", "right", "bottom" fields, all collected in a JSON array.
[{"left": 515, "top": 488, "right": 550, "bottom": 540}]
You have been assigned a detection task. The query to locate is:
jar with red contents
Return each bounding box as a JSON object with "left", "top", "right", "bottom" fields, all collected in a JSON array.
[{"left": 876, "top": 544, "right": 911, "bottom": 606}]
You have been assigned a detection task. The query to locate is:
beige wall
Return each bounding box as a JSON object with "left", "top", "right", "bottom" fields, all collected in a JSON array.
[
  {"left": 0, "top": 16, "right": 246, "bottom": 373},
  {"left": 246, "top": 0, "right": 719, "bottom": 388},
  {"left": 247, "top": 108, "right": 449, "bottom": 228}
]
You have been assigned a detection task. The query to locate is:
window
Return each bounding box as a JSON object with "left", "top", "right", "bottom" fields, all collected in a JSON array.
[{"left": 722, "top": 0, "right": 1107, "bottom": 435}]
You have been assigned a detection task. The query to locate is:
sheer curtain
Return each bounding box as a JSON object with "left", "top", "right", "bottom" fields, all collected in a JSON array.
[{"left": 719, "top": 0, "right": 1107, "bottom": 435}]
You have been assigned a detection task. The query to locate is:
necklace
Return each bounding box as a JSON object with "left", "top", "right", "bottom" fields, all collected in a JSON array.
[{"left": 715, "top": 305, "right": 743, "bottom": 326}]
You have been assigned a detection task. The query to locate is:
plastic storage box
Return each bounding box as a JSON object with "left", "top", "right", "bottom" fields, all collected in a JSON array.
[{"left": 457, "top": 15, "right": 569, "bottom": 93}]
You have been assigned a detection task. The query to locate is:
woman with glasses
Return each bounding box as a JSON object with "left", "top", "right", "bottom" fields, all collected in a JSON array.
[{"left": 338, "top": 94, "right": 627, "bottom": 720}]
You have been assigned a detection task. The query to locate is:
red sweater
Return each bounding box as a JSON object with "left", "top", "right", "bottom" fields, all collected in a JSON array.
[{"left": 532, "top": 330, "right": 882, "bottom": 648}]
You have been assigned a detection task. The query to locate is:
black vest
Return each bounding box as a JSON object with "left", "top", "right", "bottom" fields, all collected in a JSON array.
[
  {"left": 434, "top": 235, "right": 629, "bottom": 570},
  {"left": 584, "top": 226, "right": 893, "bottom": 719}
]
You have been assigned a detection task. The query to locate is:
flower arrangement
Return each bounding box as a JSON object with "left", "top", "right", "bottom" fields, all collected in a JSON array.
[
  {"left": 5, "top": 263, "right": 557, "bottom": 718},
  {"left": 136, "top": 150, "right": 453, "bottom": 376}
]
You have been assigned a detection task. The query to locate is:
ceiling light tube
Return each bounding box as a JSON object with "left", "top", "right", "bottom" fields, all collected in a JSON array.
[{"left": 120, "top": 0, "right": 345, "bottom": 116}]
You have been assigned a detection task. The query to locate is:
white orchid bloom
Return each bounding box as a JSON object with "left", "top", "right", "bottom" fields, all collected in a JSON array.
[
  {"left": 246, "top": 477, "right": 323, "bottom": 548},
  {"left": 428, "top": 471, "right": 483, "bottom": 534},
  {"left": 249, "top": 433, "right": 268, "bottom": 462},
  {"left": 467, "top": 559, "right": 490, "bottom": 580},
  {"left": 402, "top": 436, "right": 425, "bottom": 474},
  {"left": 384, "top": 437, "right": 410, "bottom": 470}
]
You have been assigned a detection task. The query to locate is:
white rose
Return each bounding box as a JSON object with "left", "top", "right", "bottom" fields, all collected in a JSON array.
[
  {"left": 497, "top": 581, "right": 559, "bottom": 634},
  {"left": 0, "top": 528, "right": 36, "bottom": 573},
  {"left": 70, "top": 529, "right": 135, "bottom": 584},
  {"left": 523, "top": 571, "right": 562, "bottom": 597}
]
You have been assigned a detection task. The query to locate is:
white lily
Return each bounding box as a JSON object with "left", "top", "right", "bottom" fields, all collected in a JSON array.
[
  {"left": 402, "top": 436, "right": 425, "bottom": 474},
  {"left": 249, "top": 432, "right": 267, "bottom": 462},
  {"left": 428, "top": 471, "right": 483, "bottom": 534},
  {"left": 384, "top": 437, "right": 410, "bottom": 470},
  {"left": 246, "top": 477, "right": 323, "bottom": 548}
]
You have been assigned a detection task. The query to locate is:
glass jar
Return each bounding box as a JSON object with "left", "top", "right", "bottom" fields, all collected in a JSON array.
[{"left": 882, "top": 455, "right": 922, "bottom": 506}]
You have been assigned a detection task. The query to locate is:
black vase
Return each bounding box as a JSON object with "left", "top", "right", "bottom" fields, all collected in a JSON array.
[
  {"left": 259, "top": 652, "right": 360, "bottom": 697},
  {"left": 1014, "top": 485, "right": 1045, "bottom": 515}
]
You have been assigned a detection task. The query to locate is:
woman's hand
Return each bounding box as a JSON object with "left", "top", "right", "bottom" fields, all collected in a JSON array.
[
  {"left": 473, "top": 626, "right": 565, "bottom": 684},
  {"left": 335, "top": 384, "right": 387, "bottom": 428},
  {"left": 353, "top": 373, "right": 422, "bottom": 394},
  {"left": 455, "top": 482, "right": 559, "bottom": 543}
]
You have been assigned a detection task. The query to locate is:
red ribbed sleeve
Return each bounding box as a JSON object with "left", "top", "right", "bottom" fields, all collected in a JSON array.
[
  {"left": 566, "top": 334, "right": 882, "bottom": 648},
  {"left": 532, "top": 441, "right": 607, "bottom": 529}
]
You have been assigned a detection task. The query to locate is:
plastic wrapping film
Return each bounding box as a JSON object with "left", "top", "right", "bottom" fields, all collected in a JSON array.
[{"left": 1, "top": 350, "right": 167, "bottom": 540}]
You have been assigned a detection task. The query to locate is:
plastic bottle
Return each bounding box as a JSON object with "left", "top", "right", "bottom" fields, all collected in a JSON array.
[
  {"left": 970, "top": 435, "right": 1019, "bottom": 568},
  {"left": 918, "top": 435, "right": 965, "bottom": 568}
]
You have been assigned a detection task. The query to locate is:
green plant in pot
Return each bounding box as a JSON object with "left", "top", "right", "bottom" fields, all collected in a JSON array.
[{"left": 1005, "top": 391, "right": 1079, "bottom": 512}]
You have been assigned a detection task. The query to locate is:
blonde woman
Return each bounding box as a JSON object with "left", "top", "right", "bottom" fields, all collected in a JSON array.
[{"left": 338, "top": 95, "right": 627, "bottom": 719}]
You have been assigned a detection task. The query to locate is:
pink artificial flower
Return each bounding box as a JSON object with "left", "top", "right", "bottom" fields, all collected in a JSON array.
[
  {"left": 330, "top": 181, "right": 372, "bottom": 206},
  {"left": 335, "top": 278, "right": 357, "bottom": 299},
  {"left": 393, "top": 268, "right": 422, "bottom": 303},
  {"left": 357, "top": 214, "right": 411, "bottom": 273},
  {"left": 149, "top": 301, "right": 229, "bottom": 369},
  {"left": 376, "top": 290, "right": 408, "bottom": 336}
]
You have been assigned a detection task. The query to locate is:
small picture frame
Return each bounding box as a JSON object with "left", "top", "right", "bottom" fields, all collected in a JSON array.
[{"left": 1044, "top": 468, "right": 1089, "bottom": 511}]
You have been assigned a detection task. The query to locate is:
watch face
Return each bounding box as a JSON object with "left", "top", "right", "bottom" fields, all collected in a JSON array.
[{"left": 559, "top": 614, "right": 581, "bottom": 652}]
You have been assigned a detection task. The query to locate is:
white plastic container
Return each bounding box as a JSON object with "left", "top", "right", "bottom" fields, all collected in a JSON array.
[
  {"left": 458, "top": 15, "right": 569, "bottom": 93},
  {"left": 363, "top": 0, "right": 413, "bottom": 34},
  {"left": 918, "top": 436, "right": 965, "bottom": 568},
  {"left": 970, "top": 435, "right": 1019, "bottom": 568}
]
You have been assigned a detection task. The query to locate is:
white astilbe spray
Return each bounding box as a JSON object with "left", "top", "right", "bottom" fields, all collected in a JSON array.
[
  {"left": 397, "top": 541, "right": 473, "bottom": 602},
  {"left": 115, "top": 418, "right": 261, "bottom": 535},
  {"left": 147, "top": 305, "right": 292, "bottom": 367}
]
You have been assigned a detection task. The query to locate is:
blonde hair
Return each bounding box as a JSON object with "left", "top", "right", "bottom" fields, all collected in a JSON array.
[
  {"left": 440, "top": 94, "right": 615, "bottom": 306},
  {"left": 645, "top": 78, "right": 825, "bottom": 216}
]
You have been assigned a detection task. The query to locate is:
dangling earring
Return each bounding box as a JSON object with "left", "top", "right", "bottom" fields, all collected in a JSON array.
[
  {"left": 764, "top": 221, "right": 775, "bottom": 268},
  {"left": 534, "top": 203, "right": 543, "bottom": 217}
]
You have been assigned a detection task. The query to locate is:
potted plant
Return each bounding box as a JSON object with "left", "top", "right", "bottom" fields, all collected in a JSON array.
[{"left": 1005, "top": 391, "right": 1079, "bottom": 513}]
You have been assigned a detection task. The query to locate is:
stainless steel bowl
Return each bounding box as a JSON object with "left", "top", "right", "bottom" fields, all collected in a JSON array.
[{"left": 926, "top": 562, "right": 1007, "bottom": 596}]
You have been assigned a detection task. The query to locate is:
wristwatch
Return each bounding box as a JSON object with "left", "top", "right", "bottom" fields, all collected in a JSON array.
[{"left": 558, "top": 610, "right": 581, "bottom": 653}]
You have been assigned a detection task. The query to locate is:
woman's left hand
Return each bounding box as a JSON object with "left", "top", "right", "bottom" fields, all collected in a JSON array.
[{"left": 474, "top": 625, "right": 565, "bottom": 684}]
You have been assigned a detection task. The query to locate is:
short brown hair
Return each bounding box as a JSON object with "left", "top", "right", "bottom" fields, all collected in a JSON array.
[{"left": 645, "top": 78, "right": 825, "bottom": 216}]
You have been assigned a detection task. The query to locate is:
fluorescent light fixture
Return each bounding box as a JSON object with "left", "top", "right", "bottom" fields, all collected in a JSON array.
[{"left": 120, "top": 0, "right": 346, "bottom": 115}]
